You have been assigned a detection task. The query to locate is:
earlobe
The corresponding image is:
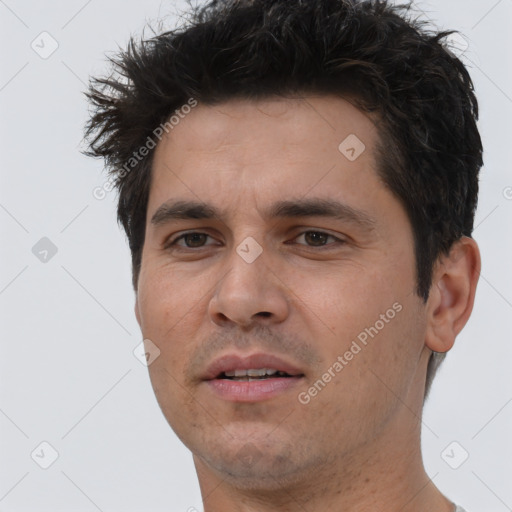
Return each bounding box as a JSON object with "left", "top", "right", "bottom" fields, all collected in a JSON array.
[{"left": 425, "top": 237, "right": 481, "bottom": 354}]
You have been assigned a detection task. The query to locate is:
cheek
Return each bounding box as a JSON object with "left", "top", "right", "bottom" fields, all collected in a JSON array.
[
  {"left": 138, "top": 271, "right": 204, "bottom": 426},
  {"left": 304, "top": 300, "right": 423, "bottom": 443},
  {"left": 292, "top": 263, "right": 405, "bottom": 339},
  {"left": 138, "top": 263, "right": 203, "bottom": 333},
  {"left": 297, "top": 265, "right": 421, "bottom": 389},
  {"left": 137, "top": 269, "right": 204, "bottom": 402},
  {"left": 146, "top": 361, "right": 204, "bottom": 444}
]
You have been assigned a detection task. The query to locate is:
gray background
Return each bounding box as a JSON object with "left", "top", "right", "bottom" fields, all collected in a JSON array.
[{"left": 1, "top": 0, "right": 511, "bottom": 510}]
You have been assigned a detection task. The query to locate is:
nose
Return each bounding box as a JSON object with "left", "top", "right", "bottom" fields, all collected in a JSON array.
[{"left": 208, "top": 247, "right": 290, "bottom": 329}]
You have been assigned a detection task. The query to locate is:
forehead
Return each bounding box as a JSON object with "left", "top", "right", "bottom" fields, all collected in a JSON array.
[
  {"left": 154, "top": 95, "right": 378, "bottom": 158},
  {"left": 148, "top": 95, "right": 382, "bottom": 218}
]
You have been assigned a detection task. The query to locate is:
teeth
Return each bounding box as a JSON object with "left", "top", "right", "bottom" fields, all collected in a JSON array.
[{"left": 224, "top": 368, "right": 279, "bottom": 377}]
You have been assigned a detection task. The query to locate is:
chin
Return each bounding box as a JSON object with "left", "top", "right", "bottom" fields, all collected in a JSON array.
[{"left": 194, "top": 439, "right": 324, "bottom": 491}]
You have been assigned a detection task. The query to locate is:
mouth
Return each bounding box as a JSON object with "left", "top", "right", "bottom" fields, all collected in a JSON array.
[
  {"left": 218, "top": 368, "right": 299, "bottom": 381},
  {"left": 202, "top": 353, "right": 305, "bottom": 402}
]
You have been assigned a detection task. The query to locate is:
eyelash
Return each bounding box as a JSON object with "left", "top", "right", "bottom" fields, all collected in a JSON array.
[{"left": 165, "top": 230, "right": 346, "bottom": 251}]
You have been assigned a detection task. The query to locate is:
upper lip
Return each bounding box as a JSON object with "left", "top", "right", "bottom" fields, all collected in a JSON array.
[{"left": 202, "top": 353, "right": 305, "bottom": 380}]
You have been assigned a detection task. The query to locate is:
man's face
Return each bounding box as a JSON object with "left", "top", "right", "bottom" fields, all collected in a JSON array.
[{"left": 135, "top": 96, "right": 430, "bottom": 488}]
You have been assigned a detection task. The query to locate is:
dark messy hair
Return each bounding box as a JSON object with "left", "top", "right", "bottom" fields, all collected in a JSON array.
[{"left": 84, "top": 0, "right": 483, "bottom": 399}]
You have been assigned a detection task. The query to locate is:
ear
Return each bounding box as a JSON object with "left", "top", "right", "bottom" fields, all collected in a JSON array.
[{"left": 425, "top": 236, "right": 481, "bottom": 353}]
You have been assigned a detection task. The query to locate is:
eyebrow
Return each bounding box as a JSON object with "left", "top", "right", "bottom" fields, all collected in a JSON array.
[{"left": 150, "top": 198, "right": 376, "bottom": 231}]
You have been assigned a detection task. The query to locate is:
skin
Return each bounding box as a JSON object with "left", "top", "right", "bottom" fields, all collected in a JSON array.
[{"left": 134, "top": 95, "right": 481, "bottom": 512}]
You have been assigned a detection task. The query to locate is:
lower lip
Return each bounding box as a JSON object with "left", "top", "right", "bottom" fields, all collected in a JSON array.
[{"left": 205, "top": 377, "right": 303, "bottom": 402}]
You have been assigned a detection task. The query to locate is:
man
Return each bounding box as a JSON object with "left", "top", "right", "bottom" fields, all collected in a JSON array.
[{"left": 85, "top": 0, "right": 482, "bottom": 510}]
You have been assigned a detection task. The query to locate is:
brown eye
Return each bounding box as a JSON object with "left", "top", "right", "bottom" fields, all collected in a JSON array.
[
  {"left": 293, "top": 230, "right": 343, "bottom": 247},
  {"left": 180, "top": 233, "right": 209, "bottom": 247},
  {"left": 166, "top": 232, "right": 215, "bottom": 250},
  {"left": 303, "top": 231, "right": 330, "bottom": 246}
]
